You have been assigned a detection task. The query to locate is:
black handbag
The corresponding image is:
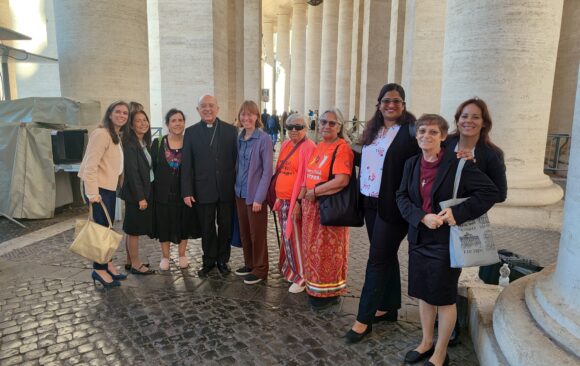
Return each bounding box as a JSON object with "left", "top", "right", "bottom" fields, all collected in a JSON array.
[{"left": 317, "top": 145, "right": 364, "bottom": 227}]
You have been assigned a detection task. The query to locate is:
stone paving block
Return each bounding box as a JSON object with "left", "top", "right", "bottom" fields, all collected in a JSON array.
[{"left": 1, "top": 355, "right": 24, "bottom": 366}]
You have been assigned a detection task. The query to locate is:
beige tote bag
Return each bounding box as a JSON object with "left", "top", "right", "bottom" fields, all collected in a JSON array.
[{"left": 70, "top": 201, "right": 122, "bottom": 264}]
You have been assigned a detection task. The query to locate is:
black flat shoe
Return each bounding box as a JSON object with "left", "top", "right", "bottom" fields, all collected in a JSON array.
[
  {"left": 373, "top": 309, "right": 398, "bottom": 323},
  {"left": 130, "top": 264, "right": 155, "bottom": 275},
  {"left": 309, "top": 295, "right": 340, "bottom": 310},
  {"left": 448, "top": 327, "right": 460, "bottom": 347},
  {"left": 424, "top": 354, "right": 449, "bottom": 366},
  {"left": 345, "top": 324, "right": 372, "bottom": 344},
  {"left": 125, "top": 263, "right": 150, "bottom": 271},
  {"left": 217, "top": 262, "right": 230, "bottom": 275},
  {"left": 197, "top": 264, "right": 216, "bottom": 277},
  {"left": 404, "top": 346, "right": 434, "bottom": 363}
]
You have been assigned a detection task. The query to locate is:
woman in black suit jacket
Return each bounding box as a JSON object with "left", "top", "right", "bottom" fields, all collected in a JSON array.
[
  {"left": 446, "top": 97, "right": 507, "bottom": 202},
  {"left": 346, "top": 83, "right": 420, "bottom": 343},
  {"left": 120, "top": 110, "right": 155, "bottom": 275},
  {"left": 396, "top": 114, "right": 498, "bottom": 366}
]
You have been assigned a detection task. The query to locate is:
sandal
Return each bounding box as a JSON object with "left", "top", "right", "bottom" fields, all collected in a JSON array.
[{"left": 130, "top": 264, "right": 155, "bottom": 275}]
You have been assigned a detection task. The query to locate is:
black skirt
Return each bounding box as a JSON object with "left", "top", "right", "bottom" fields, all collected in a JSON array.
[
  {"left": 123, "top": 197, "right": 154, "bottom": 236},
  {"left": 408, "top": 240, "right": 461, "bottom": 306},
  {"left": 152, "top": 201, "right": 201, "bottom": 244}
]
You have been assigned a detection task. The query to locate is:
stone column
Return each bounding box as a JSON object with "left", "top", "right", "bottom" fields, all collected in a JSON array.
[
  {"left": 387, "top": 0, "right": 405, "bottom": 84},
  {"left": 349, "top": 0, "right": 364, "bottom": 120},
  {"left": 263, "top": 21, "right": 275, "bottom": 113},
  {"left": 54, "top": 0, "right": 149, "bottom": 116},
  {"left": 359, "top": 0, "right": 391, "bottom": 121},
  {"left": 0, "top": 0, "right": 17, "bottom": 99},
  {"left": 318, "top": 0, "right": 340, "bottom": 111},
  {"left": 243, "top": 0, "right": 262, "bottom": 104},
  {"left": 440, "top": 0, "right": 564, "bottom": 228},
  {"left": 335, "top": 0, "right": 353, "bottom": 119},
  {"left": 401, "top": 0, "right": 445, "bottom": 116},
  {"left": 289, "top": 0, "right": 307, "bottom": 114},
  {"left": 548, "top": 0, "right": 580, "bottom": 135},
  {"left": 11, "top": 0, "right": 61, "bottom": 98},
  {"left": 148, "top": 0, "right": 162, "bottom": 127},
  {"left": 304, "top": 3, "right": 323, "bottom": 114},
  {"left": 492, "top": 62, "right": 580, "bottom": 366},
  {"left": 277, "top": 11, "right": 291, "bottom": 113}
]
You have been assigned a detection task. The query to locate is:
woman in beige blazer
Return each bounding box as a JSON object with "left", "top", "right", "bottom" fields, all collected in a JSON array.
[{"left": 78, "top": 101, "right": 130, "bottom": 288}]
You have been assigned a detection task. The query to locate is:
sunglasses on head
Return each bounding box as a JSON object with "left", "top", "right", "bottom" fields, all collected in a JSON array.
[
  {"left": 286, "top": 124, "right": 305, "bottom": 131},
  {"left": 319, "top": 119, "right": 340, "bottom": 127}
]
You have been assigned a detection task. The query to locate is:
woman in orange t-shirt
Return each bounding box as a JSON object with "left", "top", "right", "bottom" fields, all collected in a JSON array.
[
  {"left": 300, "top": 107, "right": 354, "bottom": 310},
  {"left": 273, "top": 114, "right": 316, "bottom": 294}
]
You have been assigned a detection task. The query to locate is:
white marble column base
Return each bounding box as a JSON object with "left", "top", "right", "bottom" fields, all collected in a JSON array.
[{"left": 489, "top": 201, "right": 563, "bottom": 231}]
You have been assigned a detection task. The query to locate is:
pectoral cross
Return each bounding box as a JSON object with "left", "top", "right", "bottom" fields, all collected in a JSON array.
[{"left": 421, "top": 179, "right": 427, "bottom": 188}]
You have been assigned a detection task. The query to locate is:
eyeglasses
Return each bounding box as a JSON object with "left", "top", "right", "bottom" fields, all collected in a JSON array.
[
  {"left": 319, "top": 119, "right": 340, "bottom": 127},
  {"left": 286, "top": 124, "right": 305, "bottom": 131},
  {"left": 380, "top": 98, "right": 404, "bottom": 105}
]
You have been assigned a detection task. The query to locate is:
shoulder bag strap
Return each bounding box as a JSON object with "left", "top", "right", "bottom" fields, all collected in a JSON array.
[
  {"left": 453, "top": 158, "right": 467, "bottom": 199},
  {"left": 326, "top": 144, "right": 341, "bottom": 181},
  {"left": 272, "top": 138, "right": 305, "bottom": 178}
]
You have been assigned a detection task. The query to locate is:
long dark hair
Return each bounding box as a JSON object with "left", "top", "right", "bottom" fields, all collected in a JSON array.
[
  {"left": 123, "top": 110, "right": 152, "bottom": 147},
  {"left": 359, "top": 83, "right": 416, "bottom": 146},
  {"left": 449, "top": 98, "right": 503, "bottom": 157},
  {"left": 101, "top": 101, "right": 130, "bottom": 145}
]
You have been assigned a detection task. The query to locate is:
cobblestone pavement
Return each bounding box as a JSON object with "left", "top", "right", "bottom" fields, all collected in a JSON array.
[{"left": 0, "top": 202, "right": 561, "bottom": 365}]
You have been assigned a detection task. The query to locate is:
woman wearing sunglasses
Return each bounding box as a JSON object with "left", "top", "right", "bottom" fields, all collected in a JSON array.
[
  {"left": 272, "top": 113, "right": 316, "bottom": 293},
  {"left": 346, "top": 83, "right": 420, "bottom": 343},
  {"left": 301, "top": 108, "right": 354, "bottom": 309}
]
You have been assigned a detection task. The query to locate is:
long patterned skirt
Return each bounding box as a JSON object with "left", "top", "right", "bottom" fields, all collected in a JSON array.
[
  {"left": 278, "top": 200, "right": 305, "bottom": 285},
  {"left": 301, "top": 199, "right": 350, "bottom": 298}
]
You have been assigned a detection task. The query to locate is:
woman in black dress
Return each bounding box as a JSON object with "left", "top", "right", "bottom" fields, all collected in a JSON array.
[
  {"left": 120, "top": 110, "right": 155, "bottom": 275},
  {"left": 152, "top": 109, "right": 200, "bottom": 270},
  {"left": 396, "top": 114, "right": 499, "bottom": 366}
]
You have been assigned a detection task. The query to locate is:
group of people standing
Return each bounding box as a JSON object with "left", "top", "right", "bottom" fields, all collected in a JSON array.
[{"left": 78, "top": 82, "right": 506, "bottom": 366}]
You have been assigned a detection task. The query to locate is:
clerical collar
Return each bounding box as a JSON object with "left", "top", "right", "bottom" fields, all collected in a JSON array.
[{"left": 205, "top": 119, "right": 217, "bottom": 127}]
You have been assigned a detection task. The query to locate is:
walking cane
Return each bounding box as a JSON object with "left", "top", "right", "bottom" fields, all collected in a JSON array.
[{"left": 271, "top": 210, "right": 281, "bottom": 248}]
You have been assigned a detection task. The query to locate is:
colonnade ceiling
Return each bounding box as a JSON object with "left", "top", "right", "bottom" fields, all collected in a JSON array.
[{"left": 263, "top": 0, "right": 293, "bottom": 23}]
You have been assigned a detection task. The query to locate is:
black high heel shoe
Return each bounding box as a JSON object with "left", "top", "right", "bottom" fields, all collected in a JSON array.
[
  {"left": 107, "top": 270, "right": 127, "bottom": 281},
  {"left": 92, "top": 271, "right": 121, "bottom": 288}
]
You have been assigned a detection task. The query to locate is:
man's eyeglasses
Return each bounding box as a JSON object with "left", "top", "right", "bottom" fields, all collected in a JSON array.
[
  {"left": 286, "top": 124, "right": 305, "bottom": 131},
  {"left": 380, "top": 98, "right": 404, "bottom": 105},
  {"left": 319, "top": 119, "right": 340, "bottom": 127}
]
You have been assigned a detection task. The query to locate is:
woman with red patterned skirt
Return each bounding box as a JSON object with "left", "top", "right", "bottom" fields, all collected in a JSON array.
[{"left": 300, "top": 107, "right": 354, "bottom": 310}]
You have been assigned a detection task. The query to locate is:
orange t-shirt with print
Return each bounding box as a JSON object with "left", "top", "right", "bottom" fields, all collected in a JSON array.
[
  {"left": 275, "top": 142, "right": 301, "bottom": 200},
  {"left": 305, "top": 139, "right": 353, "bottom": 189}
]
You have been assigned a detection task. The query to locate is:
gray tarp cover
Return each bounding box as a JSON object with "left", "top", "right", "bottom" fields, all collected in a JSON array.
[{"left": 0, "top": 97, "right": 100, "bottom": 219}]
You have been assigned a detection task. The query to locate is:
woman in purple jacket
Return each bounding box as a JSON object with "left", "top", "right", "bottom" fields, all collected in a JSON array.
[{"left": 233, "top": 100, "right": 274, "bottom": 285}]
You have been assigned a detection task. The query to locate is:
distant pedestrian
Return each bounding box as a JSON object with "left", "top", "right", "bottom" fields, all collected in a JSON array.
[{"left": 266, "top": 111, "right": 281, "bottom": 150}]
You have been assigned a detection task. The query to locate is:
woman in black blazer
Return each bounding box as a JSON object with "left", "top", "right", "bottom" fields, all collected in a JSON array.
[
  {"left": 345, "top": 83, "right": 420, "bottom": 343},
  {"left": 446, "top": 97, "right": 507, "bottom": 202},
  {"left": 120, "top": 110, "right": 155, "bottom": 275},
  {"left": 396, "top": 114, "right": 498, "bottom": 366},
  {"left": 151, "top": 109, "right": 200, "bottom": 271}
]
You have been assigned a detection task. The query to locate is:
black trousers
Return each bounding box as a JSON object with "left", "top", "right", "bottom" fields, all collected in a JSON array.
[
  {"left": 356, "top": 196, "right": 408, "bottom": 325},
  {"left": 196, "top": 201, "right": 233, "bottom": 267}
]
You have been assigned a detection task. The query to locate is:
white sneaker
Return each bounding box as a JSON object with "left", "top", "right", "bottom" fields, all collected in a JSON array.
[
  {"left": 159, "top": 258, "right": 170, "bottom": 271},
  {"left": 289, "top": 283, "right": 306, "bottom": 293}
]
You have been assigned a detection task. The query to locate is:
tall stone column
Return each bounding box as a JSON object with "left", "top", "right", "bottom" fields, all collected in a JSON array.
[
  {"left": 318, "top": 0, "right": 340, "bottom": 111},
  {"left": 304, "top": 3, "right": 323, "bottom": 115},
  {"left": 440, "top": 0, "right": 564, "bottom": 229},
  {"left": 0, "top": 0, "right": 17, "bottom": 100},
  {"left": 243, "top": 0, "right": 262, "bottom": 104},
  {"left": 548, "top": 0, "right": 580, "bottom": 135},
  {"left": 263, "top": 21, "right": 275, "bottom": 113},
  {"left": 54, "top": 0, "right": 149, "bottom": 116},
  {"left": 11, "top": 0, "right": 61, "bottom": 98},
  {"left": 277, "top": 11, "right": 291, "bottom": 113},
  {"left": 349, "top": 0, "right": 364, "bottom": 120},
  {"left": 492, "top": 62, "right": 580, "bottom": 366},
  {"left": 359, "top": 0, "right": 391, "bottom": 121},
  {"left": 335, "top": 0, "right": 353, "bottom": 119},
  {"left": 387, "top": 0, "right": 405, "bottom": 84},
  {"left": 289, "top": 0, "right": 307, "bottom": 114},
  {"left": 401, "top": 0, "right": 445, "bottom": 116}
]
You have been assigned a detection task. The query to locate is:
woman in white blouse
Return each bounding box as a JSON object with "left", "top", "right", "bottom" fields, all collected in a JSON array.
[{"left": 345, "top": 83, "right": 420, "bottom": 343}]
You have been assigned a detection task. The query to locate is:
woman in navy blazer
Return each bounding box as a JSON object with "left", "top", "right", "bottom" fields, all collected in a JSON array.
[
  {"left": 396, "top": 114, "right": 498, "bottom": 366},
  {"left": 120, "top": 110, "right": 155, "bottom": 275},
  {"left": 233, "top": 100, "right": 274, "bottom": 285}
]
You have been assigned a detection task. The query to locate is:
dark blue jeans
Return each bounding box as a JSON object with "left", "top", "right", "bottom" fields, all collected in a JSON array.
[
  {"left": 356, "top": 196, "right": 408, "bottom": 325},
  {"left": 85, "top": 187, "right": 117, "bottom": 270}
]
